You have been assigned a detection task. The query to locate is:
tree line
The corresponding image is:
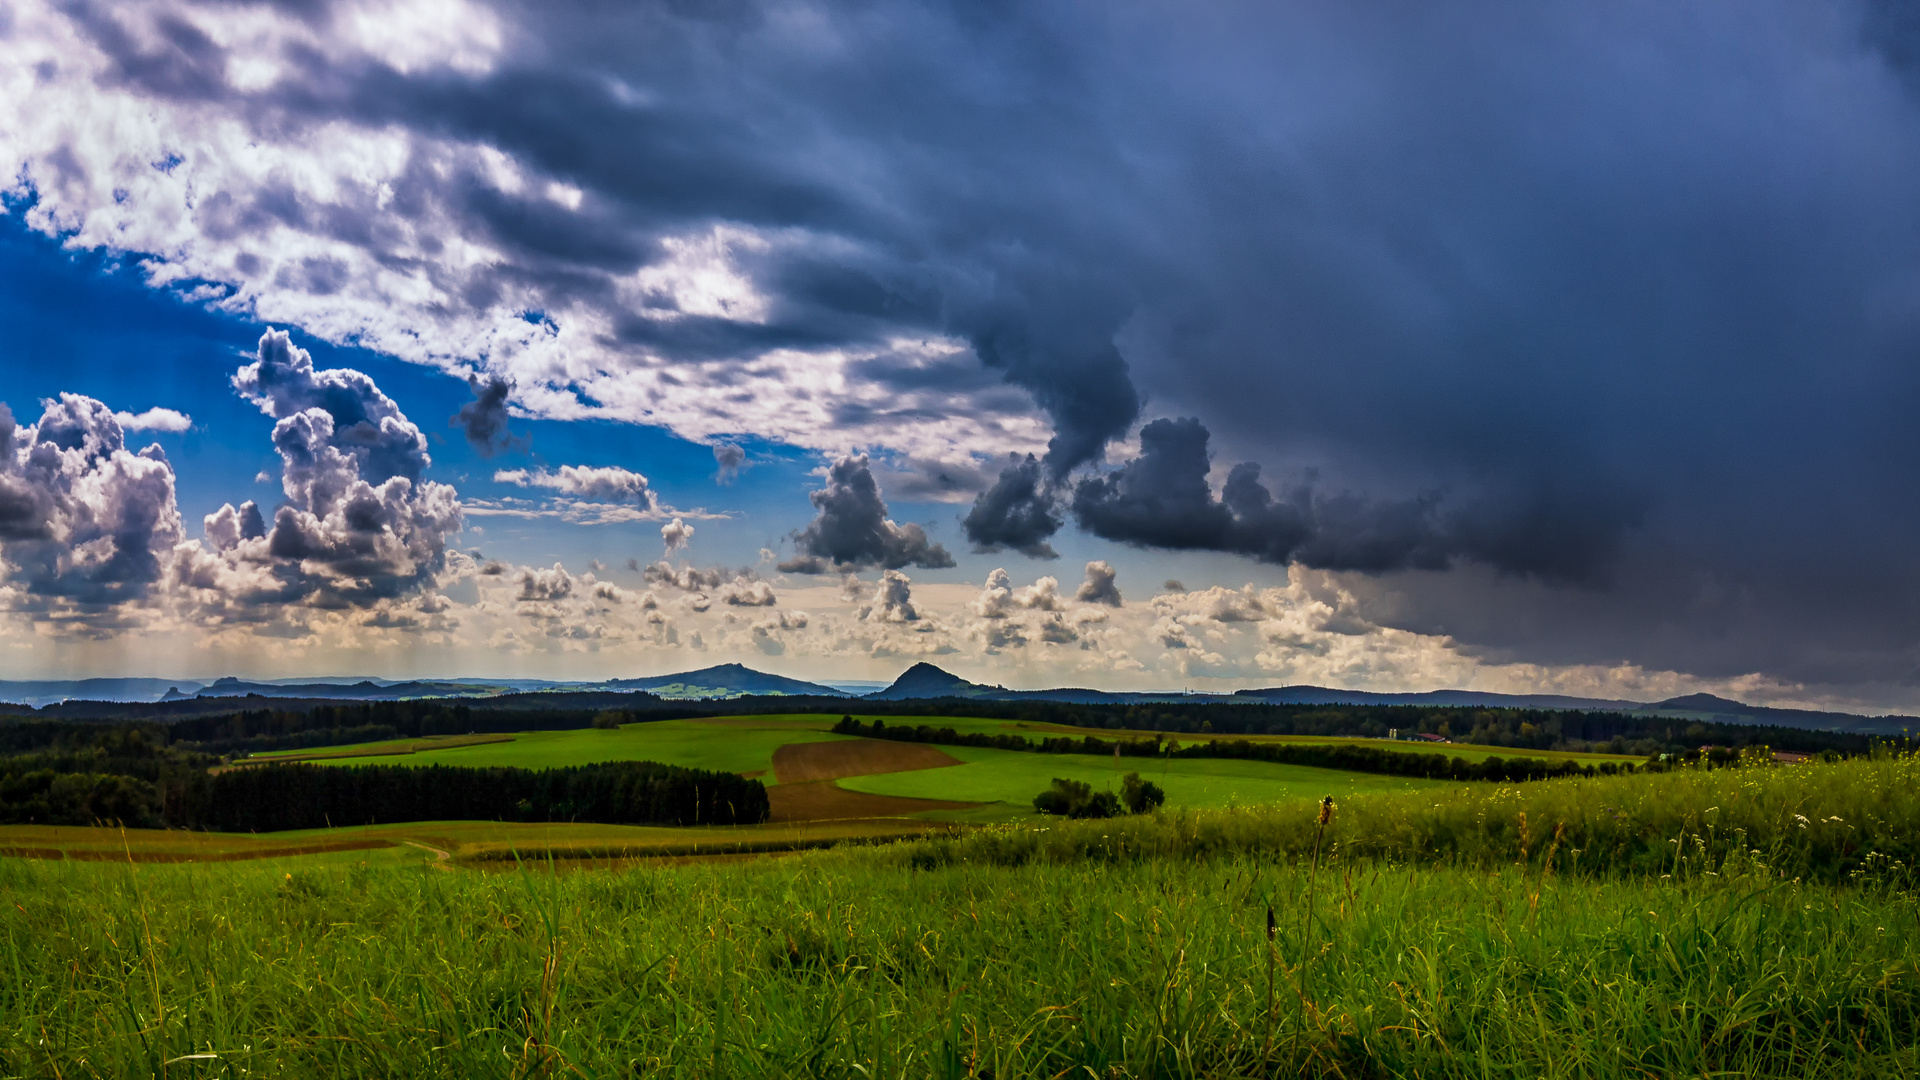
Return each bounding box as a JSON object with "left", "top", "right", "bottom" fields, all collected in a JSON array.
[
  {"left": 178, "top": 761, "right": 768, "bottom": 832},
  {"left": 2, "top": 692, "right": 1902, "bottom": 761},
  {"left": 830, "top": 716, "right": 1634, "bottom": 784},
  {"left": 0, "top": 724, "right": 769, "bottom": 829}
]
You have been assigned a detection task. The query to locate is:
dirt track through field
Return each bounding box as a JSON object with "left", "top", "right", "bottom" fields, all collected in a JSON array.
[
  {"left": 766, "top": 781, "right": 982, "bottom": 823},
  {"left": 772, "top": 739, "right": 962, "bottom": 783}
]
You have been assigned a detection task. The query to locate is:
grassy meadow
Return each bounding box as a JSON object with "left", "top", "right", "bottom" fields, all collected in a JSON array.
[
  {"left": 259, "top": 713, "right": 1641, "bottom": 821},
  {"left": 3, "top": 754, "right": 1918, "bottom": 1078},
  {"left": 839, "top": 744, "right": 1453, "bottom": 807},
  {"left": 256, "top": 718, "right": 852, "bottom": 778}
]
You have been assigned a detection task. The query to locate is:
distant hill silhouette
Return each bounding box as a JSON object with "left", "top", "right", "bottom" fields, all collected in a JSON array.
[
  {"left": 196, "top": 678, "right": 500, "bottom": 700},
  {"left": 867, "top": 662, "right": 1005, "bottom": 700},
  {"left": 608, "top": 664, "right": 843, "bottom": 699}
]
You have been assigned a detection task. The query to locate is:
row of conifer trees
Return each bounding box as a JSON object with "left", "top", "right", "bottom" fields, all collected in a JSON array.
[{"left": 175, "top": 760, "right": 769, "bottom": 831}]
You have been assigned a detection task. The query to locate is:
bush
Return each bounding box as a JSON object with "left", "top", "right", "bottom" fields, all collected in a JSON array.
[
  {"left": 1121, "top": 771, "right": 1165, "bottom": 814},
  {"left": 1033, "top": 777, "right": 1127, "bottom": 819}
]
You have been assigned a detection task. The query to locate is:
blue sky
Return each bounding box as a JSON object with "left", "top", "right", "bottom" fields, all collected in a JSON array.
[{"left": 2, "top": 0, "right": 1920, "bottom": 709}]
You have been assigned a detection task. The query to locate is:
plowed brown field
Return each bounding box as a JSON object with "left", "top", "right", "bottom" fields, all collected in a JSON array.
[
  {"left": 765, "top": 781, "right": 982, "bottom": 823},
  {"left": 772, "top": 738, "right": 962, "bottom": 783}
]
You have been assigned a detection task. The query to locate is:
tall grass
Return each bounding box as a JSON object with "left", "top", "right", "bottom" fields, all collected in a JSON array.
[
  {"left": 1, "top": 756, "right": 1916, "bottom": 1078},
  {"left": 900, "top": 751, "right": 1920, "bottom": 884}
]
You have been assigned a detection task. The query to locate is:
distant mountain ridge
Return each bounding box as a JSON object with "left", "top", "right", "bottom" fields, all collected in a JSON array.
[
  {"left": 5, "top": 664, "right": 1913, "bottom": 735},
  {"left": 0, "top": 678, "right": 208, "bottom": 708},
  {"left": 860, "top": 665, "right": 1916, "bottom": 735},
  {"left": 1233, "top": 685, "right": 1644, "bottom": 710},
  {"left": 195, "top": 678, "right": 504, "bottom": 700}
]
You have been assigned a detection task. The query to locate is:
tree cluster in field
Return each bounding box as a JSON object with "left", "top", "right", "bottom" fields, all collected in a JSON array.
[
  {"left": 0, "top": 728, "right": 217, "bottom": 827},
  {"left": 176, "top": 761, "right": 768, "bottom": 832},
  {"left": 0, "top": 720, "right": 768, "bottom": 829},
  {"left": 830, "top": 716, "right": 1639, "bottom": 784},
  {"left": 1033, "top": 773, "right": 1165, "bottom": 818}
]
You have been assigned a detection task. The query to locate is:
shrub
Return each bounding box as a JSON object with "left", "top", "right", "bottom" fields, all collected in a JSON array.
[
  {"left": 1033, "top": 777, "right": 1130, "bottom": 819},
  {"left": 1121, "top": 771, "right": 1165, "bottom": 814}
]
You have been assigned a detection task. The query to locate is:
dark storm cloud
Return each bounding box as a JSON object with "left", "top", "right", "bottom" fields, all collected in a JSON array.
[
  {"left": 40, "top": 0, "right": 1920, "bottom": 695},
  {"left": 452, "top": 375, "right": 524, "bottom": 457},
  {"left": 780, "top": 456, "right": 955, "bottom": 573},
  {"left": 711, "top": 442, "right": 745, "bottom": 484},
  {"left": 1074, "top": 418, "right": 1636, "bottom": 584},
  {"left": 962, "top": 454, "right": 1061, "bottom": 558}
]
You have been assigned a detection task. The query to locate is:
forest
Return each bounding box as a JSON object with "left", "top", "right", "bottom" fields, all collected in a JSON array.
[{"left": 0, "top": 731, "right": 767, "bottom": 829}]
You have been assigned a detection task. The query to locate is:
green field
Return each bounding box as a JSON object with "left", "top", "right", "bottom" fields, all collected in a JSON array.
[
  {"left": 280, "top": 717, "right": 851, "bottom": 779},
  {"left": 3, "top": 756, "right": 1918, "bottom": 1077},
  {"left": 275, "top": 714, "right": 1462, "bottom": 813},
  {"left": 862, "top": 715, "right": 1644, "bottom": 762},
  {"left": 841, "top": 744, "right": 1450, "bottom": 807},
  {"left": 268, "top": 713, "right": 1625, "bottom": 818}
]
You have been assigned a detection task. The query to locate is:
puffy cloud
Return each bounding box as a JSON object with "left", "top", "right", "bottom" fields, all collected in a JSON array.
[
  {"left": 113, "top": 407, "right": 192, "bottom": 433},
  {"left": 452, "top": 375, "right": 524, "bottom": 457},
  {"left": 203, "top": 501, "right": 266, "bottom": 553},
  {"left": 962, "top": 453, "right": 1060, "bottom": 558},
  {"left": 712, "top": 443, "right": 746, "bottom": 484},
  {"left": 184, "top": 330, "right": 463, "bottom": 611},
  {"left": 640, "top": 557, "right": 776, "bottom": 607},
  {"left": 966, "top": 567, "right": 1091, "bottom": 650},
  {"left": 642, "top": 561, "right": 731, "bottom": 593},
  {"left": 660, "top": 516, "right": 694, "bottom": 555},
  {"left": 972, "top": 567, "right": 1015, "bottom": 620},
  {"left": 517, "top": 563, "right": 574, "bottom": 602},
  {"left": 779, "top": 456, "right": 955, "bottom": 573},
  {"left": 720, "top": 579, "right": 778, "bottom": 607},
  {"left": 495, "top": 464, "right": 656, "bottom": 507},
  {"left": 234, "top": 328, "right": 430, "bottom": 487},
  {"left": 1076, "top": 560, "right": 1122, "bottom": 607},
  {"left": 862, "top": 569, "right": 918, "bottom": 623},
  {"left": 0, "top": 394, "right": 185, "bottom": 618},
  {"left": 1037, "top": 615, "right": 1079, "bottom": 645},
  {"left": 1014, "top": 576, "right": 1063, "bottom": 612},
  {"left": 1194, "top": 585, "right": 1265, "bottom": 623}
]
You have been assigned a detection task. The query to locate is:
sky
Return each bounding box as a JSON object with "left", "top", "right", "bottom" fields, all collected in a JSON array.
[{"left": 3, "top": 0, "right": 1920, "bottom": 710}]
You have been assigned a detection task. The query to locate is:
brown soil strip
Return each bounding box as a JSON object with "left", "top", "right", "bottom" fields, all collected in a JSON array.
[
  {"left": 766, "top": 780, "right": 981, "bottom": 822},
  {"left": 772, "top": 739, "right": 962, "bottom": 784},
  {"left": 0, "top": 839, "right": 394, "bottom": 863}
]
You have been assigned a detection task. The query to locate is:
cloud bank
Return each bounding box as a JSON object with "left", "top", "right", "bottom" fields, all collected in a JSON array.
[{"left": 6, "top": 0, "right": 1920, "bottom": 699}]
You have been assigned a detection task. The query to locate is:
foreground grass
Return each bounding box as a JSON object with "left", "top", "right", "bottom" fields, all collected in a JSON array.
[
  {"left": 3, "top": 842, "right": 1916, "bottom": 1078},
  {"left": 5, "top": 757, "right": 1915, "bottom": 1077},
  {"left": 0, "top": 817, "right": 950, "bottom": 864},
  {"left": 904, "top": 752, "right": 1920, "bottom": 884}
]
